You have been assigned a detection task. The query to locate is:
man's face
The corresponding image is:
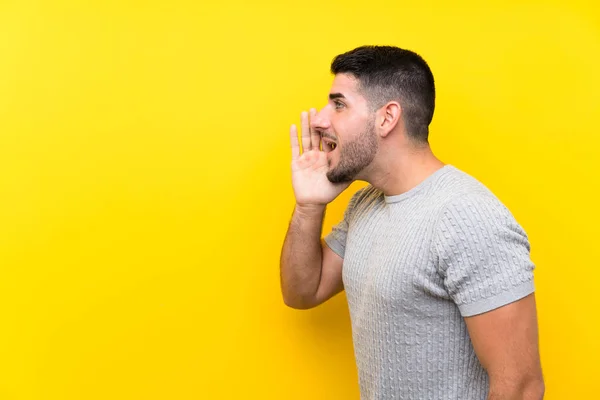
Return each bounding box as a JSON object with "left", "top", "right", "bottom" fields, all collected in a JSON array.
[{"left": 311, "top": 73, "right": 378, "bottom": 184}]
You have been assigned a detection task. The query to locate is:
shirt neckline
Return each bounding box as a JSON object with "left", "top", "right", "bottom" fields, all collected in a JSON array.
[{"left": 383, "top": 164, "right": 455, "bottom": 204}]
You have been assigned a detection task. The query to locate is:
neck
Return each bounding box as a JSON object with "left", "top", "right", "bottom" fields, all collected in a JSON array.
[{"left": 364, "top": 142, "right": 446, "bottom": 197}]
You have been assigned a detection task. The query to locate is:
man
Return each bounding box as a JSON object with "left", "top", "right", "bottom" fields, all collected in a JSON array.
[{"left": 279, "top": 45, "right": 544, "bottom": 399}]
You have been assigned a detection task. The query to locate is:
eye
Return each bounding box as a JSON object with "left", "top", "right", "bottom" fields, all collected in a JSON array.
[{"left": 334, "top": 101, "right": 345, "bottom": 110}]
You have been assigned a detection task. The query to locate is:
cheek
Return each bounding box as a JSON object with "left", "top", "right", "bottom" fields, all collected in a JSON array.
[{"left": 332, "top": 114, "right": 364, "bottom": 141}]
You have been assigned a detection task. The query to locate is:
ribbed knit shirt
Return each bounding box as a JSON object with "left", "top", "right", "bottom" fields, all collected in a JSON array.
[{"left": 324, "top": 165, "right": 535, "bottom": 400}]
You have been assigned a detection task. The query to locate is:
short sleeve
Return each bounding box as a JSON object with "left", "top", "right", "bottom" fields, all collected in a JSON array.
[
  {"left": 324, "top": 188, "right": 365, "bottom": 259},
  {"left": 435, "top": 194, "right": 535, "bottom": 317}
]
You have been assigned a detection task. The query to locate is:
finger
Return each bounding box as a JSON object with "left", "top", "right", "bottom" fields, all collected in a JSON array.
[
  {"left": 290, "top": 124, "right": 300, "bottom": 161},
  {"left": 309, "top": 108, "right": 321, "bottom": 151},
  {"left": 300, "top": 111, "right": 311, "bottom": 152}
]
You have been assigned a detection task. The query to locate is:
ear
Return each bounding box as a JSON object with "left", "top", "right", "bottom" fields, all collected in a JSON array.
[{"left": 377, "top": 101, "right": 401, "bottom": 138}]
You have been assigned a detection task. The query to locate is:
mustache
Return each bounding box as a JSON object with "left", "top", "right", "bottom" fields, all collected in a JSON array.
[{"left": 316, "top": 130, "right": 337, "bottom": 142}]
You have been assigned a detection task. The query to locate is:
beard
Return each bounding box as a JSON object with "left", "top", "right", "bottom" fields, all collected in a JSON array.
[{"left": 326, "top": 119, "right": 378, "bottom": 184}]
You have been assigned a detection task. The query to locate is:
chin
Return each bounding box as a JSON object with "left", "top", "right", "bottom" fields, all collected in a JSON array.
[{"left": 326, "top": 169, "right": 352, "bottom": 184}]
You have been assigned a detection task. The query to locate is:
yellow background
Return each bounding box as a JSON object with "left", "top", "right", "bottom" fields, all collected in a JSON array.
[{"left": 1, "top": 0, "right": 598, "bottom": 399}]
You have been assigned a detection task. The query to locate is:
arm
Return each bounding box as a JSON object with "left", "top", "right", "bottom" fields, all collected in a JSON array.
[
  {"left": 465, "top": 294, "right": 544, "bottom": 400},
  {"left": 435, "top": 194, "right": 544, "bottom": 399},
  {"left": 280, "top": 109, "right": 350, "bottom": 309},
  {"left": 280, "top": 204, "right": 344, "bottom": 309}
]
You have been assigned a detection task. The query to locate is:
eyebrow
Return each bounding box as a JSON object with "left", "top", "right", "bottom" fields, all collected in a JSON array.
[{"left": 329, "top": 93, "right": 346, "bottom": 100}]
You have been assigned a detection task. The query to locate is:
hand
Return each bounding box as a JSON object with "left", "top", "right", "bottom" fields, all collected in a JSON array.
[{"left": 289, "top": 109, "right": 351, "bottom": 207}]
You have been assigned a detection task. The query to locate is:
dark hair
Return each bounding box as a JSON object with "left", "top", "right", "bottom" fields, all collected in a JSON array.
[{"left": 331, "top": 45, "right": 435, "bottom": 142}]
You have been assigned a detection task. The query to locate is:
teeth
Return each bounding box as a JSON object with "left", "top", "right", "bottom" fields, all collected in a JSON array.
[{"left": 323, "top": 141, "right": 336, "bottom": 151}]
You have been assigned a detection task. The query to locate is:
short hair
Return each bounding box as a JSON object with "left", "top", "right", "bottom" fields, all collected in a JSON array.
[{"left": 331, "top": 45, "right": 435, "bottom": 142}]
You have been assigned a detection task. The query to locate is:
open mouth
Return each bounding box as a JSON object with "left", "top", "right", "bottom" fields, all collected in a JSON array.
[{"left": 322, "top": 138, "right": 338, "bottom": 153}]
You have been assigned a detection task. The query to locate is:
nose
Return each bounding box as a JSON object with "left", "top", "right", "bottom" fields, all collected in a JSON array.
[{"left": 310, "top": 107, "right": 331, "bottom": 132}]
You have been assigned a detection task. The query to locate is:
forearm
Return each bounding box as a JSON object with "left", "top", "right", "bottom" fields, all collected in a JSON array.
[{"left": 280, "top": 204, "right": 326, "bottom": 308}]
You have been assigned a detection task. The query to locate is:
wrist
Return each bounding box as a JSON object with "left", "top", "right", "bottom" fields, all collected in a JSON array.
[{"left": 295, "top": 203, "right": 326, "bottom": 217}]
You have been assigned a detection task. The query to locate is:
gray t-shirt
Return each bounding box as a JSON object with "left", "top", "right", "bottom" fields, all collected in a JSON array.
[{"left": 324, "top": 165, "right": 535, "bottom": 400}]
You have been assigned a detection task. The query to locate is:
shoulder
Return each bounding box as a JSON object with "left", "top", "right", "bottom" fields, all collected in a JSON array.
[
  {"left": 338, "top": 184, "right": 385, "bottom": 224},
  {"left": 438, "top": 167, "right": 515, "bottom": 219},
  {"left": 434, "top": 169, "right": 527, "bottom": 241},
  {"left": 347, "top": 184, "right": 384, "bottom": 209}
]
